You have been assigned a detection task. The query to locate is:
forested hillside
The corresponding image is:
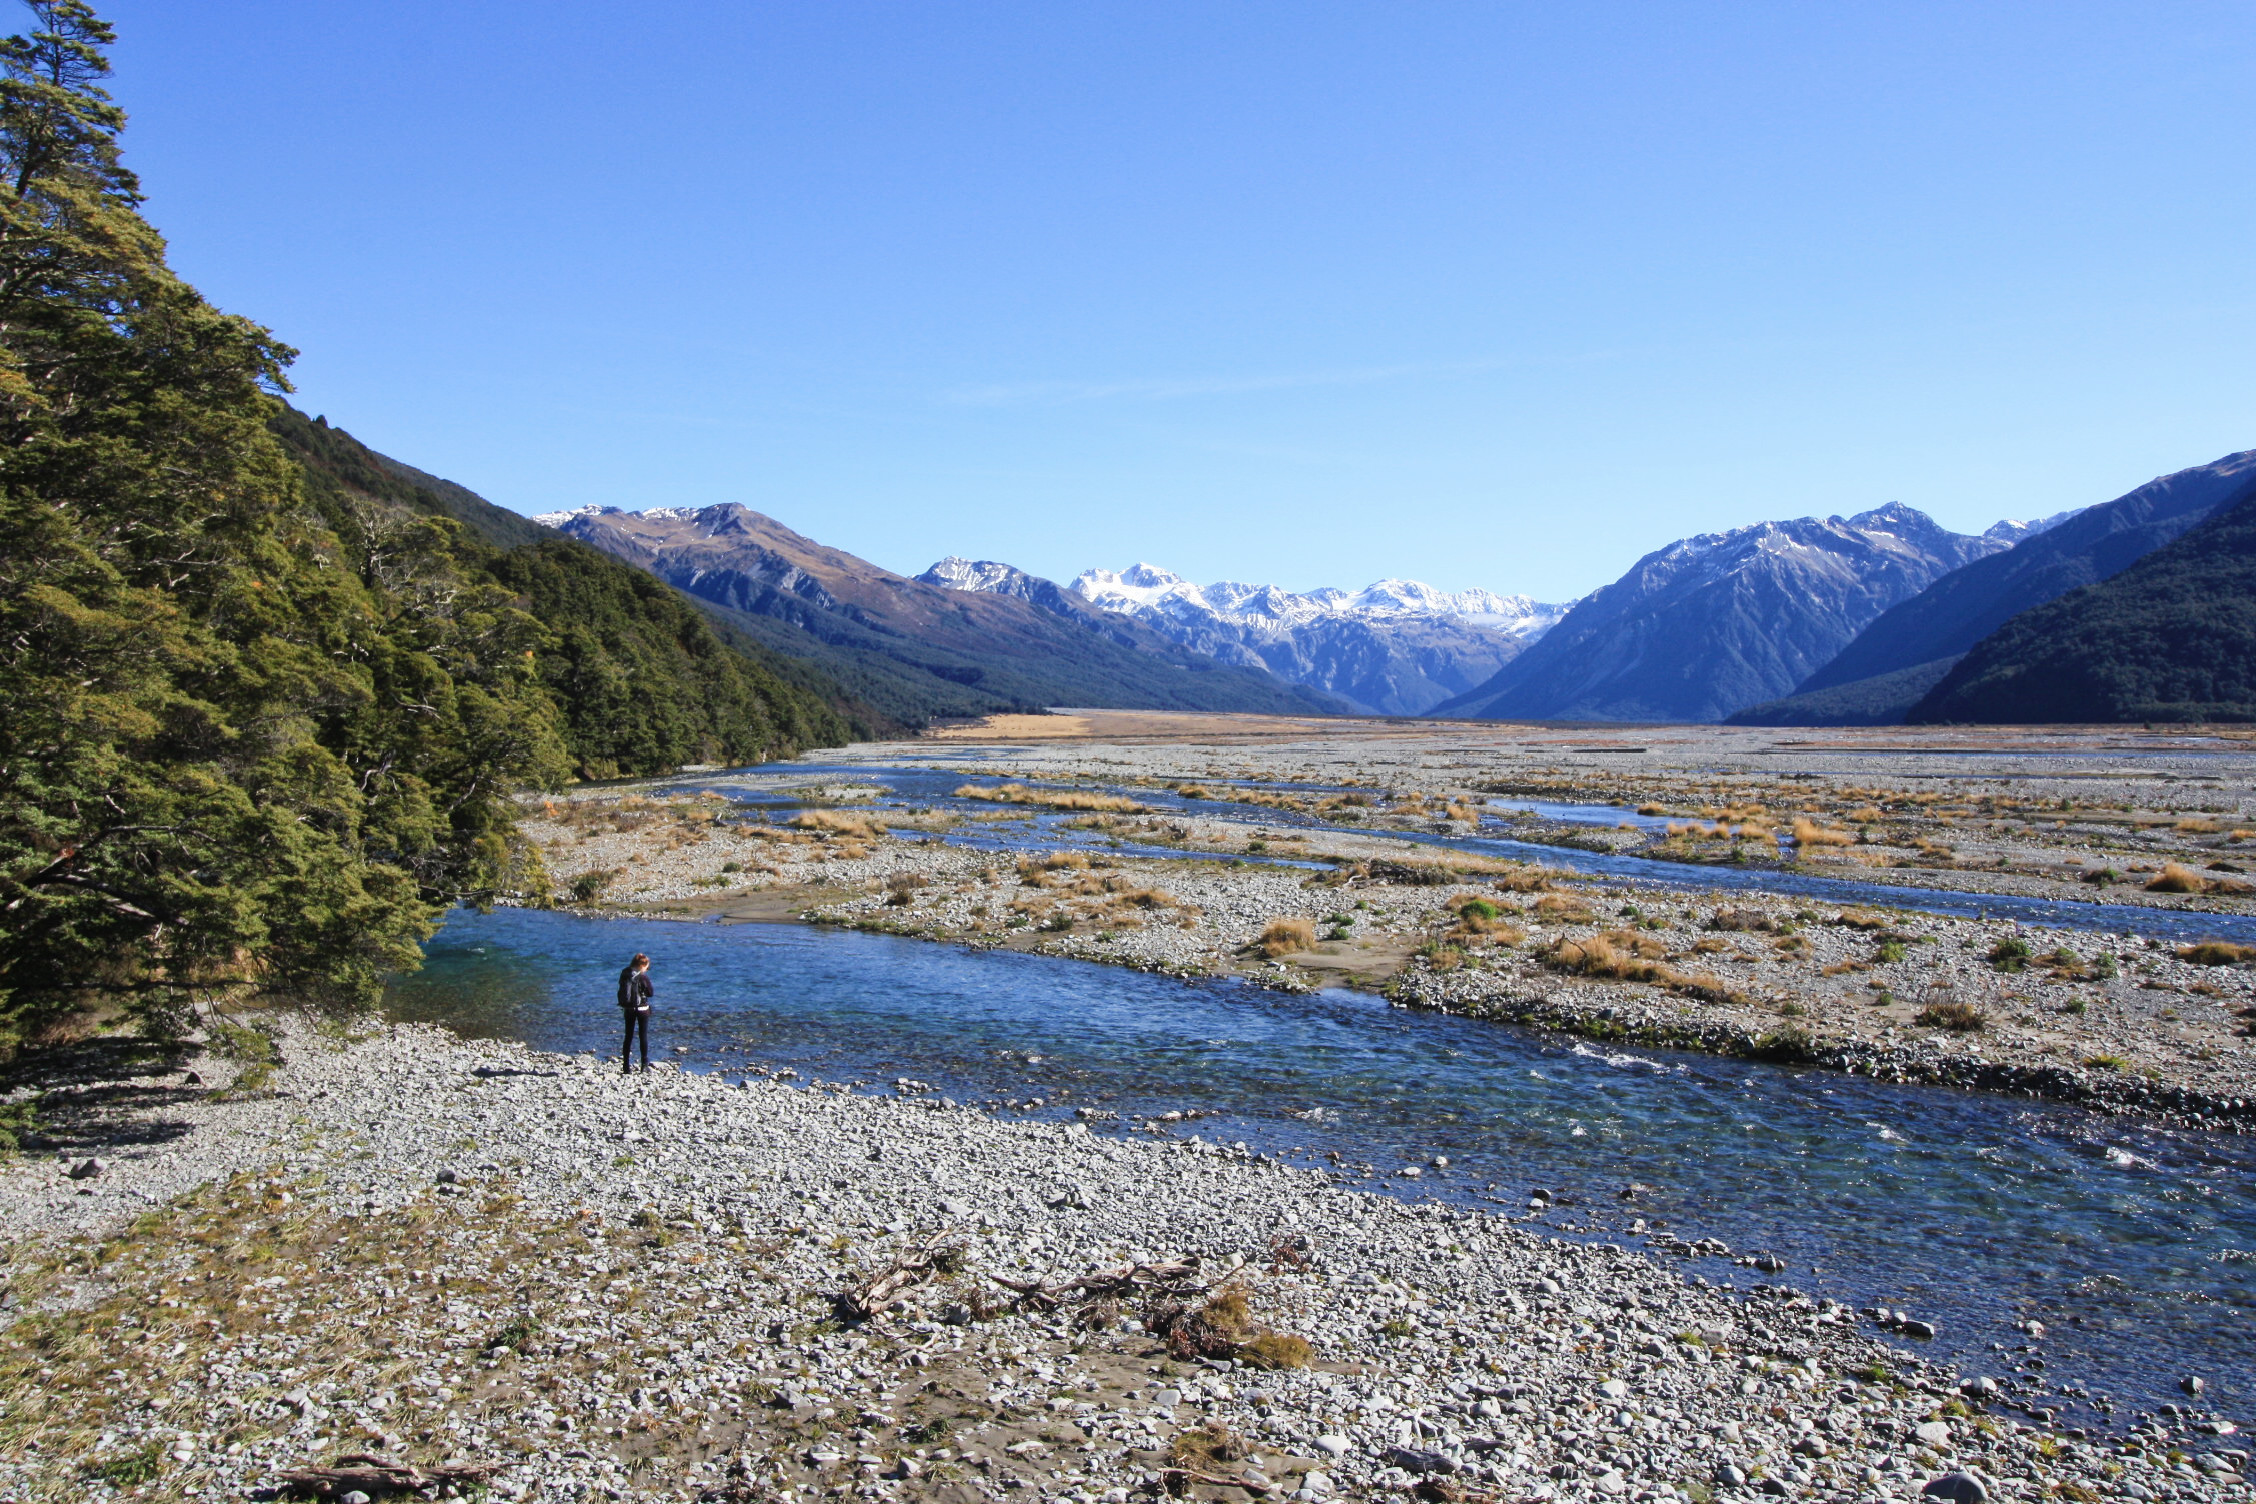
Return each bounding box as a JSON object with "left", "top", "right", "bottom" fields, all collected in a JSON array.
[
  {"left": 271, "top": 407, "right": 857, "bottom": 770},
  {"left": 1908, "top": 478, "right": 2256, "bottom": 724},
  {"left": 0, "top": 5, "right": 841, "bottom": 1042}
]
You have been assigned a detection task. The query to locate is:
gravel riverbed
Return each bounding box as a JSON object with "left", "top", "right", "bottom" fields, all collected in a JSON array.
[{"left": 6, "top": 1021, "right": 2247, "bottom": 1503}]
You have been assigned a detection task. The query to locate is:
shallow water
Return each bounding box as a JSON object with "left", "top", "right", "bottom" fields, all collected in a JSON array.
[{"left": 390, "top": 907, "right": 2255, "bottom": 1428}]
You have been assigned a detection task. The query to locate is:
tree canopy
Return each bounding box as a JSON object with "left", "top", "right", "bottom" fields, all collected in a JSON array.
[{"left": 0, "top": 3, "right": 846, "bottom": 1042}]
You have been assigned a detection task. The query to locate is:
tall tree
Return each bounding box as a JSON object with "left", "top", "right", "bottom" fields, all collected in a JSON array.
[{"left": 0, "top": 2, "right": 567, "bottom": 1040}]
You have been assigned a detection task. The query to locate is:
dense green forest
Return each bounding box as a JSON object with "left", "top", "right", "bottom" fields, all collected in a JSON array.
[
  {"left": 1910, "top": 478, "right": 2256, "bottom": 724},
  {"left": 0, "top": 3, "right": 844, "bottom": 1043},
  {"left": 270, "top": 407, "right": 857, "bottom": 772}
]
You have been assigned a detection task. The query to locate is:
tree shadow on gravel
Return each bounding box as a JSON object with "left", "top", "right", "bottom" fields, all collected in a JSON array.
[{"left": 0, "top": 1035, "right": 208, "bottom": 1152}]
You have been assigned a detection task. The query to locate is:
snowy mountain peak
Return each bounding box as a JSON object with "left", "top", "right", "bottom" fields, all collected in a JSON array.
[{"left": 530, "top": 504, "right": 617, "bottom": 528}]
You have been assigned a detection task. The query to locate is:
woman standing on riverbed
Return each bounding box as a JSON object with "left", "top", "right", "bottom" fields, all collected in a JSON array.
[{"left": 618, "top": 953, "right": 654, "bottom": 1073}]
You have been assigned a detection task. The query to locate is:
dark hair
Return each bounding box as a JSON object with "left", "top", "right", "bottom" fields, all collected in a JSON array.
[{"left": 630, "top": 953, "right": 650, "bottom": 968}]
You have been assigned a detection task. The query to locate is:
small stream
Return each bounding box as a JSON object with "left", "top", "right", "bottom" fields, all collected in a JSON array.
[{"left": 389, "top": 907, "right": 2256, "bottom": 1432}]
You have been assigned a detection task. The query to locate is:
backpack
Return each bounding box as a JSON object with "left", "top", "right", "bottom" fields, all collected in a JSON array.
[{"left": 617, "top": 965, "right": 644, "bottom": 1009}]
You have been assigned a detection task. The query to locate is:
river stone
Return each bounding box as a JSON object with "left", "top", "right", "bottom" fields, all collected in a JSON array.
[
  {"left": 1901, "top": 1318, "right": 1936, "bottom": 1340},
  {"left": 1715, "top": 1463, "right": 1748, "bottom": 1486},
  {"left": 1382, "top": 1446, "right": 1454, "bottom": 1476},
  {"left": 1314, "top": 1436, "right": 1350, "bottom": 1457},
  {"left": 1599, "top": 1379, "right": 1630, "bottom": 1400},
  {"left": 1922, "top": 1471, "right": 1988, "bottom": 1504},
  {"left": 1914, "top": 1420, "right": 1953, "bottom": 1447}
]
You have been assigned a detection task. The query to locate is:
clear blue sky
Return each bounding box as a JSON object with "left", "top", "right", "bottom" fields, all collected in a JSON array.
[{"left": 106, "top": 1, "right": 2256, "bottom": 600}]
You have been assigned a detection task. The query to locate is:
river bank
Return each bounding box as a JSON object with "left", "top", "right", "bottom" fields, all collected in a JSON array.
[{"left": 5, "top": 1018, "right": 2246, "bottom": 1502}]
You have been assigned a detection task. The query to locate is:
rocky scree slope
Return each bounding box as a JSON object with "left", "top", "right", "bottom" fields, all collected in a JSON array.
[
  {"left": 1435, "top": 503, "right": 2016, "bottom": 724},
  {"left": 535, "top": 507, "right": 1349, "bottom": 731},
  {"left": 1737, "top": 449, "right": 2256, "bottom": 726},
  {"left": 1910, "top": 473, "right": 2256, "bottom": 724}
]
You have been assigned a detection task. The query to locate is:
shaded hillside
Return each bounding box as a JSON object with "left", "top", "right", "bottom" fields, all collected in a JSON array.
[
  {"left": 1435, "top": 503, "right": 2005, "bottom": 723},
  {"left": 539, "top": 506, "right": 1349, "bottom": 726},
  {"left": 1909, "top": 477, "right": 2256, "bottom": 724},
  {"left": 1725, "top": 658, "right": 1963, "bottom": 727},
  {"left": 1787, "top": 449, "right": 2256, "bottom": 709},
  {"left": 273, "top": 411, "right": 855, "bottom": 771}
]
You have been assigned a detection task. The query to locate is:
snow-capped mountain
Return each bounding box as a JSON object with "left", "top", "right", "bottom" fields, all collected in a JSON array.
[
  {"left": 1434, "top": 501, "right": 2019, "bottom": 723},
  {"left": 916, "top": 559, "right": 1567, "bottom": 716}
]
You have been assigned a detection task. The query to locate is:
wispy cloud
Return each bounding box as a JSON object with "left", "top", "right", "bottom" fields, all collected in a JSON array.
[{"left": 941, "top": 357, "right": 1510, "bottom": 407}]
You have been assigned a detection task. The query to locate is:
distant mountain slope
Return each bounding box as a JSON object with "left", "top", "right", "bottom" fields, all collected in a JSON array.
[
  {"left": 1908, "top": 475, "right": 2256, "bottom": 724},
  {"left": 1723, "top": 658, "right": 1965, "bottom": 727},
  {"left": 272, "top": 410, "right": 855, "bottom": 773},
  {"left": 539, "top": 507, "right": 1348, "bottom": 726},
  {"left": 1433, "top": 502, "right": 2009, "bottom": 723},
  {"left": 1027, "top": 562, "right": 1569, "bottom": 716},
  {"left": 1788, "top": 450, "right": 2256, "bottom": 702}
]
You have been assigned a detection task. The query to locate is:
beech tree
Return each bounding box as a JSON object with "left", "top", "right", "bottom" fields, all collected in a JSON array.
[{"left": 0, "top": 1, "right": 567, "bottom": 1040}]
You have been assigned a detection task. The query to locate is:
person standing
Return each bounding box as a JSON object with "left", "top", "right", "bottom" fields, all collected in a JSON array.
[{"left": 617, "top": 952, "right": 654, "bottom": 1073}]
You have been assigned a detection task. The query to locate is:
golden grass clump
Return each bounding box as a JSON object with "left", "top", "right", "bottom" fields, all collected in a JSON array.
[
  {"left": 1534, "top": 894, "right": 1595, "bottom": 923},
  {"left": 790, "top": 809, "right": 888, "bottom": 838},
  {"left": 2144, "top": 861, "right": 2250, "bottom": 894},
  {"left": 1258, "top": 917, "right": 1319, "bottom": 958},
  {"left": 1790, "top": 817, "right": 1855, "bottom": 848},
  {"left": 955, "top": 782, "right": 1149, "bottom": 813},
  {"left": 1492, "top": 866, "right": 1561, "bottom": 893},
  {"left": 2179, "top": 940, "right": 2256, "bottom": 966}
]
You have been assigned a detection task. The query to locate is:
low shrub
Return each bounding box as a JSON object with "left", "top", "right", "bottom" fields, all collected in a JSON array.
[
  {"left": 2178, "top": 940, "right": 2256, "bottom": 967},
  {"left": 1914, "top": 1000, "right": 1986, "bottom": 1032},
  {"left": 2145, "top": 862, "right": 2206, "bottom": 894},
  {"left": 1987, "top": 937, "right": 2032, "bottom": 973}
]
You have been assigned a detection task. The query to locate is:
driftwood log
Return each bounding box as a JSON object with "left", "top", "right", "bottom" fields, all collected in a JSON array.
[
  {"left": 990, "top": 1254, "right": 1206, "bottom": 1313},
  {"left": 275, "top": 1452, "right": 496, "bottom": 1497},
  {"left": 838, "top": 1232, "right": 966, "bottom": 1322}
]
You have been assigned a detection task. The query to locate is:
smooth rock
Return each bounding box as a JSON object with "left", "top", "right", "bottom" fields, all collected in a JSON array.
[
  {"left": 1715, "top": 1463, "right": 1748, "bottom": 1487},
  {"left": 1913, "top": 1420, "right": 1953, "bottom": 1448},
  {"left": 1922, "top": 1471, "right": 1988, "bottom": 1504},
  {"left": 1381, "top": 1446, "right": 1454, "bottom": 1476},
  {"left": 1313, "top": 1435, "right": 1350, "bottom": 1457}
]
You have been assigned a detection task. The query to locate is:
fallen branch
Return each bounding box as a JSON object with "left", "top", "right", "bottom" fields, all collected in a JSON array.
[
  {"left": 838, "top": 1232, "right": 966, "bottom": 1322},
  {"left": 1160, "top": 1464, "right": 1273, "bottom": 1497},
  {"left": 991, "top": 1255, "right": 1206, "bottom": 1313},
  {"left": 275, "top": 1453, "right": 495, "bottom": 1497}
]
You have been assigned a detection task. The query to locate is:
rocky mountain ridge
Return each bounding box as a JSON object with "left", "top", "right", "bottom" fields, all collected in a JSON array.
[
  {"left": 1433, "top": 501, "right": 2025, "bottom": 723},
  {"left": 535, "top": 505, "right": 1348, "bottom": 727}
]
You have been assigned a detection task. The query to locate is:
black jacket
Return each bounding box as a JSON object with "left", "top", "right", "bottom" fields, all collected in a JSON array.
[{"left": 617, "top": 966, "right": 653, "bottom": 1010}]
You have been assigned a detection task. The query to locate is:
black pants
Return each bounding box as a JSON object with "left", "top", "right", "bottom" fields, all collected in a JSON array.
[{"left": 621, "top": 1008, "right": 649, "bottom": 1070}]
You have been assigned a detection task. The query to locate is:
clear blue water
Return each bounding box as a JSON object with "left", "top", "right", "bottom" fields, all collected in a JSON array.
[{"left": 390, "top": 907, "right": 2256, "bottom": 1430}]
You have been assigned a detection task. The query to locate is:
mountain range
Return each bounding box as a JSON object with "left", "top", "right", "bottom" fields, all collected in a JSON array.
[
  {"left": 1731, "top": 449, "right": 2256, "bottom": 725},
  {"left": 1431, "top": 502, "right": 2035, "bottom": 723},
  {"left": 916, "top": 560, "right": 1569, "bottom": 716},
  {"left": 1908, "top": 471, "right": 2256, "bottom": 723},
  {"left": 535, "top": 506, "right": 1349, "bottom": 730}
]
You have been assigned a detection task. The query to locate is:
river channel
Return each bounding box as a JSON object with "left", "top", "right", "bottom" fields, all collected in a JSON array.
[{"left": 388, "top": 905, "right": 2256, "bottom": 1433}]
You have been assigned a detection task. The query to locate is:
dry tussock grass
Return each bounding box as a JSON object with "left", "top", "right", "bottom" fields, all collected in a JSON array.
[
  {"left": 1257, "top": 918, "right": 1319, "bottom": 958},
  {"left": 790, "top": 809, "right": 888, "bottom": 838},
  {"left": 955, "top": 783, "right": 1149, "bottom": 813},
  {"left": 1533, "top": 894, "right": 1594, "bottom": 923},
  {"left": 1790, "top": 817, "right": 1854, "bottom": 848}
]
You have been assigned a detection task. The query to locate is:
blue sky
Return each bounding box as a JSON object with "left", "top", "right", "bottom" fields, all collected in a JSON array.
[{"left": 108, "top": 1, "right": 2256, "bottom": 599}]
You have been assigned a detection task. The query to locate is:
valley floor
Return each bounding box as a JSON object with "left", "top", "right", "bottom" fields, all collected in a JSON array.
[{"left": 531, "top": 717, "right": 2256, "bottom": 1128}]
